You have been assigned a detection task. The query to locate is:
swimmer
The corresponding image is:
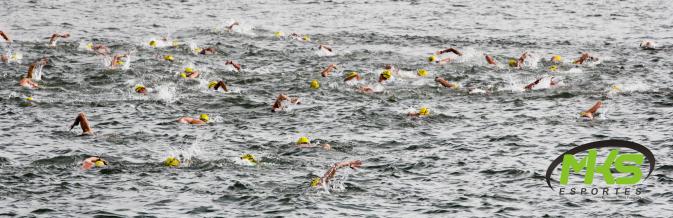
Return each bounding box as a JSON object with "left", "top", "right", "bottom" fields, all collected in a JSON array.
[
  {"left": 227, "top": 21, "right": 240, "bottom": 32},
  {"left": 508, "top": 52, "right": 528, "bottom": 68},
  {"left": 311, "top": 160, "right": 362, "bottom": 188},
  {"left": 180, "top": 67, "right": 199, "bottom": 79},
  {"left": 550, "top": 55, "right": 563, "bottom": 63},
  {"left": 485, "top": 54, "right": 497, "bottom": 65},
  {"left": 70, "top": 112, "right": 94, "bottom": 135},
  {"left": 199, "top": 47, "right": 216, "bottom": 55},
  {"left": 19, "top": 58, "right": 48, "bottom": 88},
  {"left": 580, "top": 101, "right": 602, "bottom": 120},
  {"left": 109, "top": 53, "right": 128, "bottom": 69},
  {"left": 433, "top": 47, "right": 463, "bottom": 64},
  {"left": 225, "top": 60, "right": 241, "bottom": 72},
  {"left": 0, "top": 31, "right": 11, "bottom": 44},
  {"left": 177, "top": 114, "right": 209, "bottom": 125},
  {"left": 290, "top": 33, "right": 310, "bottom": 41},
  {"left": 344, "top": 71, "right": 361, "bottom": 82},
  {"left": 321, "top": 64, "right": 337, "bottom": 77},
  {"left": 272, "top": 93, "right": 301, "bottom": 112},
  {"left": 82, "top": 156, "right": 108, "bottom": 170},
  {"left": 407, "top": 107, "right": 430, "bottom": 117},
  {"left": 435, "top": 77, "right": 457, "bottom": 89},
  {"left": 209, "top": 80, "right": 228, "bottom": 92},
  {"left": 378, "top": 69, "right": 392, "bottom": 83},
  {"left": 163, "top": 55, "right": 174, "bottom": 62},
  {"left": 358, "top": 86, "right": 375, "bottom": 93},
  {"left": 573, "top": 52, "right": 596, "bottom": 65},
  {"left": 296, "top": 136, "right": 331, "bottom": 150},
  {"left": 48, "top": 32, "right": 70, "bottom": 47},
  {"left": 91, "top": 44, "right": 111, "bottom": 55},
  {"left": 640, "top": 40, "right": 656, "bottom": 50}
]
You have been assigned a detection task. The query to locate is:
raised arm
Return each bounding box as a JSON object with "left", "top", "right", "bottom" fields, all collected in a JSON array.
[
  {"left": 318, "top": 44, "right": 333, "bottom": 52},
  {"left": 573, "top": 53, "right": 592, "bottom": 64},
  {"left": 524, "top": 78, "right": 543, "bottom": 90},
  {"left": 436, "top": 48, "right": 463, "bottom": 56},
  {"left": 227, "top": 21, "right": 240, "bottom": 31},
  {"left": 225, "top": 60, "right": 241, "bottom": 72},
  {"left": 272, "top": 94, "right": 289, "bottom": 111},
  {"left": 321, "top": 160, "right": 362, "bottom": 185},
  {"left": 485, "top": 54, "right": 497, "bottom": 65},
  {"left": 214, "top": 81, "right": 228, "bottom": 92},
  {"left": 70, "top": 112, "right": 93, "bottom": 134},
  {"left": 0, "top": 31, "right": 11, "bottom": 43},
  {"left": 586, "top": 101, "right": 602, "bottom": 114},
  {"left": 517, "top": 52, "right": 528, "bottom": 66},
  {"left": 321, "top": 64, "right": 337, "bottom": 77}
]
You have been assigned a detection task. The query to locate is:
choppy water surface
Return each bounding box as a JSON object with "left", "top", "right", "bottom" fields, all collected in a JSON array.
[{"left": 2, "top": 0, "right": 673, "bottom": 217}]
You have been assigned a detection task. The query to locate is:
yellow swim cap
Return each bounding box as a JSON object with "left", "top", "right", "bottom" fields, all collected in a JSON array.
[
  {"left": 310, "top": 80, "right": 320, "bottom": 89},
  {"left": 551, "top": 55, "right": 562, "bottom": 62},
  {"left": 303, "top": 35, "right": 310, "bottom": 41},
  {"left": 86, "top": 42, "right": 93, "bottom": 50},
  {"left": 180, "top": 73, "right": 187, "bottom": 78},
  {"left": 297, "top": 136, "right": 310, "bottom": 145},
  {"left": 381, "top": 70, "right": 392, "bottom": 80},
  {"left": 579, "top": 111, "right": 587, "bottom": 116},
  {"left": 116, "top": 61, "right": 125, "bottom": 66},
  {"left": 417, "top": 69, "right": 428, "bottom": 77},
  {"left": 274, "top": 31, "right": 284, "bottom": 38},
  {"left": 345, "top": 71, "right": 358, "bottom": 80},
  {"left": 240, "top": 154, "right": 258, "bottom": 165},
  {"left": 428, "top": 55, "right": 437, "bottom": 63},
  {"left": 94, "top": 160, "right": 106, "bottom": 167},
  {"left": 184, "top": 67, "right": 194, "bottom": 73},
  {"left": 194, "top": 48, "right": 202, "bottom": 54},
  {"left": 200, "top": 114, "right": 209, "bottom": 122},
  {"left": 163, "top": 157, "right": 180, "bottom": 167},
  {"left": 611, "top": 85, "right": 621, "bottom": 92},
  {"left": 11, "top": 53, "right": 22, "bottom": 61},
  {"left": 208, "top": 81, "right": 218, "bottom": 89},
  {"left": 135, "top": 85, "right": 145, "bottom": 92},
  {"left": 164, "top": 55, "right": 174, "bottom": 61},
  {"left": 26, "top": 97, "right": 33, "bottom": 101},
  {"left": 549, "top": 65, "right": 558, "bottom": 72},
  {"left": 419, "top": 107, "right": 429, "bottom": 116},
  {"left": 172, "top": 40, "right": 179, "bottom": 47},
  {"left": 149, "top": 40, "right": 157, "bottom": 47},
  {"left": 310, "top": 177, "right": 321, "bottom": 187},
  {"left": 508, "top": 58, "right": 518, "bottom": 67}
]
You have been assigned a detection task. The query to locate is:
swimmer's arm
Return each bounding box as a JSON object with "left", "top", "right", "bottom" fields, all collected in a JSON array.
[
  {"left": 586, "top": 101, "right": 603, "bottom": 114},
  {"left": 26, "top": 64, "right": 36, "bottom": 79},
  {"left": 214, "top": 81, "right": 228, "bottom": 92},
  {"left": 517, "top": 52, "right": 528, "bottom": 65},
  {"left": 485, "top": 54, "right": 497, "bottom": 65},
  {"left": 524, "top": 78, "right": 542, "bottom": 90},
  {"left": 225, "top": 60, "right": 241, "bottom": 72},
  {"left": 437, "top": 48, "right": 463, "bottom": 56},
  {"left": 321, "top": 64, "right": 335, "bottom": 77},
  {"left": 227, "top": 22, "right": 240, "bottom": 30},
  {"left": 321, "top": 160, "right": 362, "bottom": 184},
  {"left": 0, "top": 31, "right": 11, "bottom": 43}
]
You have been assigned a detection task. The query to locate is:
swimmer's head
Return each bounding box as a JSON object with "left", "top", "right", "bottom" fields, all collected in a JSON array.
[
  {"left": 86, "top": 42, "right": 93, "bottom": 50},
  {"left": 549, "top": 65, "right": 558, "bottom": 72},
  {"left": 164, "top": 55, "right": 174, "bottom": 62},
  {"left": 26, "top": 96, "right": 33, "bottom": 101},
  {"left": 180, "top": 73, "right": 187, "bottom": 78},
  {"left": 417, "top": 69, "right": 428, "bottom": 77},
  {"left": 508, "top": 58, "right": 518, "bottom": 67},
  {"left": 419, "top": 107, "right": 429, "bottom": 116},
  {"left": 194, "top": 48, "right": 202, "bottom": 54},
  {"left": 135, "top": 85, "right": 146, "bottom": 93},
  {"left": 381, "top": 70, "right": 392, "bottom": 80},
  {"left": 208, "top": 81, "right": 218, "bottom": 89},
  {"left": 310, "top": 79, "right": 320, "bottom": 89},
  {"left": 551, "top": 55, "right": 562, "bottom": 63},
  {"left": 94, "top": 160, "right": 106, "bottom": 167},
  {"left": 184, "top": 67, "right": 194, "bottom": 73},
  {"left": 303, "top": 35, "right": 310, "bottom": 41},
  {"left": 297, "top": 136, "right": 310, "bottom": 145},
  {"left": 172, "top": 40, "right": 179, "bottom": 47},
  {"left": 611, "top": 84, "right": 622, "bottom": 92},
  {"left": 11, "top": 52, "right": 22, "bottom": 61},
  {"left": 274, "top": 31, "right": 284, "bottom": 38},
  {"left": 163, "top": 157, "right": 180, "bottom": 167},
  {"left": 428, "top": 55, "right": 437, "bottom": 63},
  {"left": 149, "top": 40, "right": 157, "bottom": 47},
  {"left": 310, "top": 177, "right": 321, "bottom": 187},
  {"left": 579, "top": 111, "right": 588, "bottom": 117},
  {"left": 116, "top": 61, "right": 125, "bottom": 66},
  {"left": 200, "top": 114, "right": 209, "bottom": 122},
  {"left": 240, "top": 154, "right": 258, "bottom": 164},
  {"left": 345, "top": 72, "right": 359, "bottom": 81}
]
